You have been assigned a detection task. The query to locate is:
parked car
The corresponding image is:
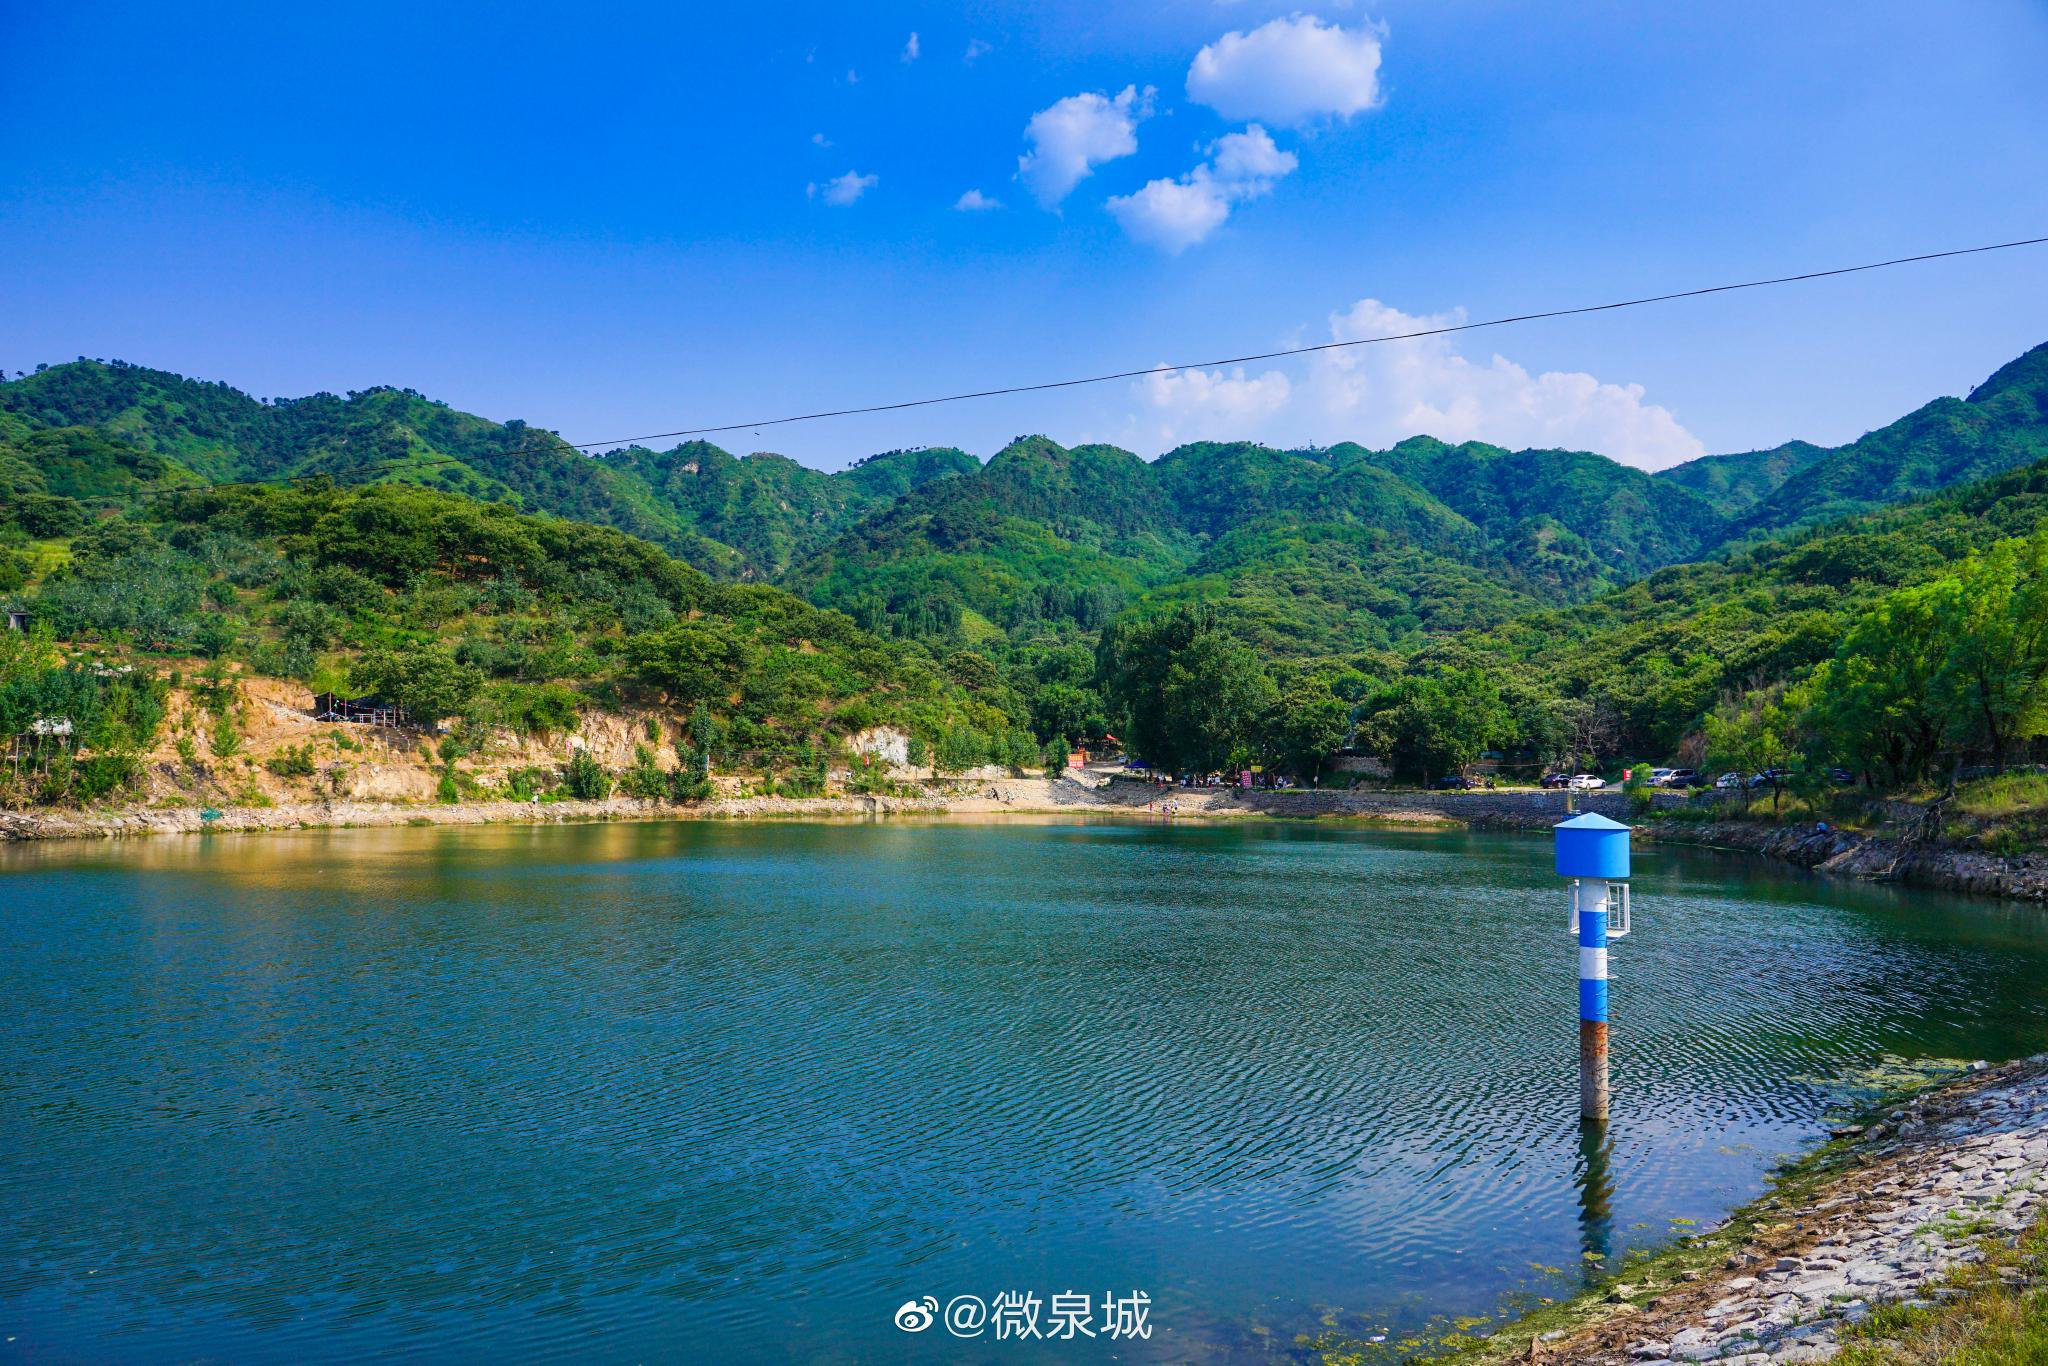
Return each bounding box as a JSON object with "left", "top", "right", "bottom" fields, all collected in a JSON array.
[
  {"left": 1714, "top": 771, "right": 1745, "bottom": 789},
  {"left": 1827, "top": 767, "right": 1856, "bottom": 786},
  {"left": 1434, "top": 774, "right": 1479, "bottom": 790},
  {"left": 1664, "top": 768, "right": 1704, "bottom": 788},
  {"left": 1748, "top": 768, "right": 1795, "bottom": 789},
  {"left": 1540, "top": 773, "right": 1571, "bottom": 789},
  {"left": 1649, "top": 767, "right": 1678, "bottom": 786},
  {"left": 1568, "top": 773, "right": 1605, "bottom": 791}
]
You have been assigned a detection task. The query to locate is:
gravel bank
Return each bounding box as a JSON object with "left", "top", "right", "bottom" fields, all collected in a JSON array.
[{"left": 1519, "top": 1055, "right": 2048, "bottom": 1364}]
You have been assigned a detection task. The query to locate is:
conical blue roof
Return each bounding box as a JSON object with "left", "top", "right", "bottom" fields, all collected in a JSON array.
[{"left": 1553, "top": 812, "right": 1630, "bottom": 831}]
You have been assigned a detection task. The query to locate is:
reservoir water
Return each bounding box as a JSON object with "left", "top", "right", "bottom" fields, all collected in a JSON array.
[{"left": 5, "top": 818, "right": 2048, "bottom": 1362}]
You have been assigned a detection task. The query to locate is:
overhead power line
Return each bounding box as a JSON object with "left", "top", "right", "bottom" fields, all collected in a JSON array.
[
  {"left": 46, "top": 232, "right": 2048, "bottom": 509},
  {"left": 556, "top": 233, "right": 2048, "bottom": 447}
]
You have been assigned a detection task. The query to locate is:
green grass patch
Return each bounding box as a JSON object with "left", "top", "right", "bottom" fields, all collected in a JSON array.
[
  {"left": 1834, "top": 1209, "right": 2048, "bottom": 1365},
  {"left": 1950, "top": 771, "right": 2048, "bottom": 822}
]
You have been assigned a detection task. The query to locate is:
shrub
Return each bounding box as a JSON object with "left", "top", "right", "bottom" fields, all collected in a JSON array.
[
  {"left": 847, "top": 752, "right": 893, "bottom": 795},
  {"left": 561, "top": 749, "right": 614, "bottom": 800},
  {"left": 618, "top": 743, "right": 671, "bottom": 800},
  {"left": 504, "top": 765, "right": 554, "bottom": 802},
  {"left": 209, "top": 711, "right": 243, "bottom": 759},
  {"left": 73, "top": 750, "right": 141, "bottom": 802},
  {"left": 264, "top": 742, "right": 317, "bottom": 778},
  {"left": 667, "top": 767, "right": 713, "bottom": 802}
]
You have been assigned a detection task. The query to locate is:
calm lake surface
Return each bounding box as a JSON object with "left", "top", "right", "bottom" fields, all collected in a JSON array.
[{"left": 6, "top": 818, "right": 2048, "bottom": 1362}]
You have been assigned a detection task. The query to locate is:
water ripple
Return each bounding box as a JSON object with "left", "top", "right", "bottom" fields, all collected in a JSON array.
[{"left": 3, "top": 821, "right": 2047, "bottom": 1362}]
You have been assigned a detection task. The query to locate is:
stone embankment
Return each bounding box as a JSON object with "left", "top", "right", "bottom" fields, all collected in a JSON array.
[
  {"left": 1085, "top": 779, "right": 1636, "bottom": 828},
  {"left": 1538, "top": 1055, "right": 2048, "bottom": 1364},
  {"left": 0, "top": 774, "right": 1137, "bottom": 841},
  {"left": 1645, "top": 820, "right": 2048, "bottom": 902},
  {"left": 0, "top": 792, "right": 954, "bottom": 840}
]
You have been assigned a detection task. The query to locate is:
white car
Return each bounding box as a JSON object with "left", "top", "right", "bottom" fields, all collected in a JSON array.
[
  {"left": 1649, "top": 768, "right": 1677, "bottom": 786},
  {"left": 1568, "top": 773, "right": 1605, "bottom": 790},
  {"left": 1713, "top": 771, "right": 1744, "bottom": 789}
]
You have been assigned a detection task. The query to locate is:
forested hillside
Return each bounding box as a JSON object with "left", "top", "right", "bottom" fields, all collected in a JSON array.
[
  {"left": 5, "top": 341, "right": 2048, "bottom": 806},
  {"left": 0, "top": 482, "right": 1047, "bottom": 806},
  {"left": 8, "top": 343, "right": 2046, "bottom": 655}
]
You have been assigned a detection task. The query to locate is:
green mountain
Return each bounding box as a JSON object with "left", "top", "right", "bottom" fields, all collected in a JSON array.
[
  {"left": 1452, "top": 452, "right": 2048, "bottom": 757},
  {"left": 593, "top": 440, "right": 978, "bottom": 578},
  {"left": 1654, "top": 440, "right": 1829, "bottom": 517},
  {"left": 1700, "top": 344, "right": 2048, "bottom": 538},
  {"left": 7, "top": 341, "right": 2048, "bottom": 668},
  {"left": 0, "top": 361, "right": 976, "bottom": 578}
]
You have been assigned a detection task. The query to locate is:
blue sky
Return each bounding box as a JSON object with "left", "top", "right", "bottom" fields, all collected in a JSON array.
[{"left": 3, "top": 1, "right": 2046, "bottom": 470}]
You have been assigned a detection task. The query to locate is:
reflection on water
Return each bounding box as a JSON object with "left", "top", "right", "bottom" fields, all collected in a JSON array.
[
  {"left": 1575, "top": 1120, "right": 1616, "bottom": 1279},
  {"left": 3, "top": 819, "right": 2047, "bottom": 1363}
]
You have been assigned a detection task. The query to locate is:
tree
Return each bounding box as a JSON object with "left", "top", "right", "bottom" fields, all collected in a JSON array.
[
  {"left": 350, "top": 641, "right": 483, "bottom": 725},
  {"left": 624, "top": 620, "right": 750, "bottom": 709},
  {"left": 1363, "top": 669, "right": 1510, "bottom": 783},
  {"left": 1270, "top": 675, "right": 1350, "bottom": 783},
  {"left": 935, "top": 725, "right": 987, "bottom": 774},
  {"left": 1929, "top": 536, "right": 2048, "bottom": 772},
  {"left": 1702, "top": 685, "right": 1798, "bottom": 814},
  {"left": 1096, "top": 605, "right": 1278, "bottom": 774},
  {"left": 1096, "top": 606, "right": 1216, "bottom": 769},
  {"left": 1798, "top": 584, "right": 1951, "bottom": 786},
  {"left": 1158, "top": 632, "right": 1277, "bottom": 775},
  {"left": 943, "top": 649, "right": 1000, "bottom": 692},
  {"left": 1029, "top": 681, "right": 1101, "bottom": 744}
]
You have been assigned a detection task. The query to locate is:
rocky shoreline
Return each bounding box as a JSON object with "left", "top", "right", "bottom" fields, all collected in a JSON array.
[
  {"left": 1639, "top": 820, "right": 2048, "bottom": 903},
  {"left": 1493, "top": 1054, "right": 2048, "bottom": 1364}
]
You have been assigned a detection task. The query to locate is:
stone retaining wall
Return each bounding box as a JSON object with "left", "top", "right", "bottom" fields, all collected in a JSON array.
[
  {"left": 1093, "top": 778, "right": 1637, "bottom": 829},
  {"left": 1644, "top": 820, "right": 2048, "bottom": 901}
]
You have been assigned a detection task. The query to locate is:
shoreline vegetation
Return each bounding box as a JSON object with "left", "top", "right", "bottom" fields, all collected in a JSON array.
[
  {"left": 1320, "top": 1052, "right": 2048, "bottom": 1366},
  {"left": 6, "top": 774, "right": 2046, "bottom": 905}
]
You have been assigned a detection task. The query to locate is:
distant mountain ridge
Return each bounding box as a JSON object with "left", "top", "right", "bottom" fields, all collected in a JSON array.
[{"left": 5, "top": 341, "right": 2046, "bottom": 653}]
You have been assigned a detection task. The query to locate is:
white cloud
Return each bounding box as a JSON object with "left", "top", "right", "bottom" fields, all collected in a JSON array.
[
  {"left": 1108, "top": 176, "right": 1234, "bottom": 253},
  {"left": 902, "top": 31, "right": 920, "bottom": 62},
  {"left": 1131, "top": 298, "right": 1705, "bottom": 468},
  {"left": 954, "top": 188, "right": 1002, "bottom": 211},
  {"left": 964, "top": 38, "right": 992, "bottom": 63},
  {"left": 811, "top": 132, "right": 832, "bottom": 147},
  {"left": 1138, "top": 365, "right": 1293, "bottom": 444},
  {"left": 809, "top": 170, "right": 878, "bottom": 206},
  {"left": 1106, "top": 123, "right": 1297, "bottom": 253},
  {"left": 1187, "top": 15, "right": 1384, "bottom": 126},
  {"left": 1017, "top": 84, "right": 1154, "bottom": 207},
  {"left": 1208, "top": 124, "right": 1297, "bottom": 185}
]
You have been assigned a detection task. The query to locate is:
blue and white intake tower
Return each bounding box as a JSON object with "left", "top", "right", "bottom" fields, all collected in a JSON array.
[{"left": 1554, "top": 813, "right": 1632, "bottom": 1121}]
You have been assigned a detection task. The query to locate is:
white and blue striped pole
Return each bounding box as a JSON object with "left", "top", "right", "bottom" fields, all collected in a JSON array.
[{"left": 1555, "top": 814, "right": 1631, "bottom": 1122}]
